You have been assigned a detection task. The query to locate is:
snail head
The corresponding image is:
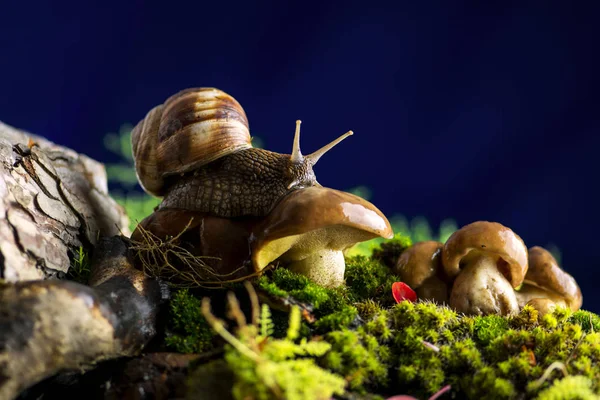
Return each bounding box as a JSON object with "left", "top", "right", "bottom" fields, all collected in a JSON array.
[{"left": 286, "top": 120, "right": 353, "bottom": 190}]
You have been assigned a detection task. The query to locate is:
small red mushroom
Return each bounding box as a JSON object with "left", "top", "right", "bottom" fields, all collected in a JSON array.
[{"left": 392, "top": 282, "right": 417, "bottom": 303}]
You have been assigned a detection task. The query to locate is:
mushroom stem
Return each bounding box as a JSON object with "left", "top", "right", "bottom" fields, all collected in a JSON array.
[
  {"left": 0, "top": 236, "right": 167, "bottom": 400},
  {"left": 290, "top": 120, "right": 303, "bottom": 163},
  {"left": 449, "top": 255, "right": 520, "bottom": 316},
  {"left": 286, "top": 249, "right": 346, "bottom": 288},
  {"left": 306, "top": 130, "right": 353, "bottom": 166}
]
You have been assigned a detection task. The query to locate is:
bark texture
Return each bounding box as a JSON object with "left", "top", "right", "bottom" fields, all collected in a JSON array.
[
  {"left": 0, "top": 122, "right": 166, "bottom": 399},
  {"left": 0, "top": 121, "right": 129, "bottom": 281},
  {"left": 0, "top": 236, "right": 169, "bottom": 400}
]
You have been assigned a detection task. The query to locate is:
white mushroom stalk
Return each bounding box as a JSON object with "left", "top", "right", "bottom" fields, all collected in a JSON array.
[{"left": 449, "top": 254, "right": 520, "bottom": 315}]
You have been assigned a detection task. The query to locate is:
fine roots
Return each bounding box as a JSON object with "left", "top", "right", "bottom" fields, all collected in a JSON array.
[{"left": 129, "top": 220, "right": 262, "bottom": 288}]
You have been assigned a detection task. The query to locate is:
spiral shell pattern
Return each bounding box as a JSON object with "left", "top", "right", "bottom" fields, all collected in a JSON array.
[{"left": 131, "top": 87, "right": 252, "bottom": 196}]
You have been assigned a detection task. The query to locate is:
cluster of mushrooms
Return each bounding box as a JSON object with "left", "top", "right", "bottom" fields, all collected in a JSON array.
[{"left": 395, "top": 221, "right": 582, "bottom": 316}]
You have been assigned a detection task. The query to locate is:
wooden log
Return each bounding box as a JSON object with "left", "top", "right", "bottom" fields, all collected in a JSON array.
[
  {"left": 0, "top": 236, "right": 169, "bottom": 400},
  {"left": 0, "top": 121, "right": 129, "bottom": 281},
  {"left": 0, "top": 122, "right": 167, "bottom": 399}
]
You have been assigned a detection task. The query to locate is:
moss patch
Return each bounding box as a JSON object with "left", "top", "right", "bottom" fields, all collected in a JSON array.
[
  {"left": 165, "top": 289, "right": 215, "bottom": 354},
  {"left": 191, "top": 295, "right": 346, "bottom": 400},
  {"left": 170, "top": 237, "right": 600, "bottom": 399}
]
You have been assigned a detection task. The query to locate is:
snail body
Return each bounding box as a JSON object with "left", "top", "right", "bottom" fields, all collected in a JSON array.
[{"left": 132, "top": 87, "right": 352, "bottom": 217}]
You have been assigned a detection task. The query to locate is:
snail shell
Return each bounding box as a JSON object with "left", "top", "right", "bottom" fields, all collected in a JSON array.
[
  {"left": 131, "top": 87, "right": 252, "bottom": 196},
  {"left": 131, "top": 87, "right": 354, "bottom": 218}
]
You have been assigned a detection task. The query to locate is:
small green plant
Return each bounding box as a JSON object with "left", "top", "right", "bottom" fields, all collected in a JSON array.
[
  {"left": 66, "top": 246, "right": 91, "bottom": 283},
  {"left": 197, "top": 284, "right": 346, "bottom": 400}
]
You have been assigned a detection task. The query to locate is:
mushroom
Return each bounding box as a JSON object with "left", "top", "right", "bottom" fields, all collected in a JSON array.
[
  {"left": 251, "top": 186, "right": 393, "bottom": 287},
  {"left": 442, "top": 221, "right": 528, "bottom": 316},
  {"left": 393, "top": 241, "right": 449, "bottom": 304},
  {"left": 131, "top": 209, "right": 258, "bottom": 282},
  {"left": 524, "top": 298, "right": 557, "bottom": 318},
  {"left": 515, "top": 246, "right": 582, "bottom": 311}
]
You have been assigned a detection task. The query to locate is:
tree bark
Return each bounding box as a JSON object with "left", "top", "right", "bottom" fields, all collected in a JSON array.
[
  {"left": 0, "top": 122, "right": 167, "bottom": 399},
  {"left": 0, "top": 236, "right": 169, "bottom": 400},
  {"left": 0, "top": 121, "right": 129, "bottom": 281}
]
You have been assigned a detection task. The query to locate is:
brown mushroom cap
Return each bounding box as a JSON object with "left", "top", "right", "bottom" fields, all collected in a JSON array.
[
  {"left": 394, "top": 241, "right": 448, "bottom": 303},
  {"left": 131, "top": 209, "right": 257, "bottom": 280},
  {"left": 442, "top": 221, "right": 528, "bottom": 288},
  {"left": 251, "top": 186, "right": 393, "bottom": 286},
  {"left": 395, "top": 241, "right": 443, "bottom": 287},
  {"left": 517, "top": 246, "right": 582, "bottom": 311}
]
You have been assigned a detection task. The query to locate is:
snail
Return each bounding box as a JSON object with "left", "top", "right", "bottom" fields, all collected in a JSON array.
[{"left": 131, "top": 87, "right": 353, "bottom": 217}]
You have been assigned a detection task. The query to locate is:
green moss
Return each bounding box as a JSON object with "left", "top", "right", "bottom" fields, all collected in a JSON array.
[
  {"left": 162, "top": 254, "right": 600, "bottom": 399},
  {"left": 536, "top": 376, "right": 597, "bottom": 400},
  {"left": 258, "top": 268, "right": 335, "bottom": 311},
  {"left": 257, "top": 268, "right": 351, "bottom": 325},
  {"left": 321, "top": 328, "right": 391, "bottom": 391},
  {"left": 165, "top": 289, "right": 215, "bottom": 353},
  {"left": 344, "top": 256, "right": 401, "bottom": 304},
  {"left": 510, "top": 304, "right": 540, "bottom": 329},
  {"left": 569, "top": 310, "right": 600, "bottom": 333},
  {"left": 191, "top": 303, "right": 346, "bottom": 400},
  {"left": 473, "top": 315, "right": 510, "bottom": 345},
  {"left": 355, "top": 299, "right": 383, "bottom": 319},
  {"left": 314, "top": 306, "right": 359, "bottom": 332}
]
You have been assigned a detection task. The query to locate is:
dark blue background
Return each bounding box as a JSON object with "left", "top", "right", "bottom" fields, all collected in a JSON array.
[{"left": 1, "top": 2, "right": 599, "bottom": 310}]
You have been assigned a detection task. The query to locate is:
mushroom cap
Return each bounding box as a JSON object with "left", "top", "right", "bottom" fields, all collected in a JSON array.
[
  {"left": 394, "top": 241, "right": 448, "bottom": 304},
  {"left": 131, "top": 209, "right": 257, "bottom": 279},
  {"left": 442, "top": 221, "right": 528, "bottom": 288},
  {"left": 394, "top": 241, "right": 443, "bottom": 289},
  {"left": 522, "top": 246, "right": 582, "bottom": 311},
  {"left": 251, "top": 186, "right": 393, "bottom": 271}
]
